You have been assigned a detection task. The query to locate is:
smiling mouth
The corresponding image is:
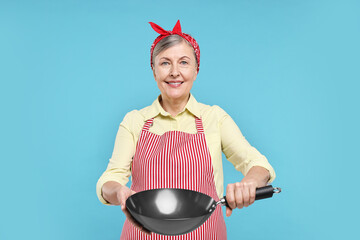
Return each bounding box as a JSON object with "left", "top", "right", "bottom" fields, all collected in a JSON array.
[{"left": 165, "top": 81, "right": 184, "bottom": 85}]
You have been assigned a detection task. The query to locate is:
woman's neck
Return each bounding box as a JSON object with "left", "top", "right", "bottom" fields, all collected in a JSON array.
[{"left": 160, "top": 94, "right": 190, "bottom": 117}]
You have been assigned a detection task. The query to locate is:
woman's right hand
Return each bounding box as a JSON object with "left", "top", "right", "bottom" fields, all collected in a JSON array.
[{"left": 102, "top": 181, "right": 151, "bottom": 235}]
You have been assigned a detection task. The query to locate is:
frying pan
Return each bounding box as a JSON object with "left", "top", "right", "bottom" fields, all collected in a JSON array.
[{"left": 126, "top": 185, "right": 281, "bottom": 235}]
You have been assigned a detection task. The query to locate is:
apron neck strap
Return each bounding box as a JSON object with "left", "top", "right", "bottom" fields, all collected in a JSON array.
[
  {"left": 195, "top": 117, "right": 204, "bottom": 134},
  {"left": 143, "top": 118, "right": 154, "bottom": 132}
]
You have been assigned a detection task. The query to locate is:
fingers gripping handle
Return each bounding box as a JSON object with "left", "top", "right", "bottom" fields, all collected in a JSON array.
[{"left": 221, "top": 185, "right": 281, "bottom": 207}]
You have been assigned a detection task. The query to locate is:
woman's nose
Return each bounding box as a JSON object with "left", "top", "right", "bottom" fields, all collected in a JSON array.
[{"left": 170, "top": 64, "right": 180, "bottom": 77}]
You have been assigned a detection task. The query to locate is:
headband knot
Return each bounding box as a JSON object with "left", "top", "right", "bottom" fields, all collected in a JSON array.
[{"left": 149, "top": 20, "right": 200, "bottom": 72}]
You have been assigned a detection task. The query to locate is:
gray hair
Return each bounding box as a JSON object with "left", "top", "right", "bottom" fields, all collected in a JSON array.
[{"left": 152, "top": 34, "right": 198, "bottom": 67}]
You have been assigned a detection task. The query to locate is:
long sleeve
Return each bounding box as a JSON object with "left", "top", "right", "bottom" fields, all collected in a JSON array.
[
  {"left": 219, "top": 109, "right": 276, "bottom": 183},
  {"left": 96, "top": 113, "right": 137, "bottom": 204}
]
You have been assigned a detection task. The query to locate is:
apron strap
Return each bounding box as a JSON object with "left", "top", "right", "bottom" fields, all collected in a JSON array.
[
  {"left": 195, "top": 117, "right": 204, "bottom": 134},
  {"left": 142, "top": 118, "right": 154, "bottom": 132}
]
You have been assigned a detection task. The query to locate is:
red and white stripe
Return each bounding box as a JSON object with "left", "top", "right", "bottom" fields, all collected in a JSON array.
[{"left": 121, "top": 118, "right": 227, "bottom": 239}]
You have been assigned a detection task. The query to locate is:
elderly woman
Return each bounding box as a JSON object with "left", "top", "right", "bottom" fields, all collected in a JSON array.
[{"left": 97, "top": 20, "right": 276, "bottom": 239}]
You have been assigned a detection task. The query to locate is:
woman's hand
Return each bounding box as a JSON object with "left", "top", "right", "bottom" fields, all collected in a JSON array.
[
  {"left": 102, "top": 181, "right": 151, "bottom": 235},
  {"left": 225, "top": 179, "right": 258, "bottom": 217},
  {"left": 225, "top": 166, "right": 270, "bottom": 217}
]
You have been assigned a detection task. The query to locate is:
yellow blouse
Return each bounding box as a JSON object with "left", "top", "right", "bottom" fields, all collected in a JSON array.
[{"left": 96, "top": 94, "right": 276, "bottom": 203}]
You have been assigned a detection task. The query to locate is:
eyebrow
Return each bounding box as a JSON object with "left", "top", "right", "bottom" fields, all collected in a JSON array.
[
  {"left": 159, "top": 57, "right": 171, "bottom": 61},
  {"left": 159, "top": 56, "right": 191, "bottom": 61}
]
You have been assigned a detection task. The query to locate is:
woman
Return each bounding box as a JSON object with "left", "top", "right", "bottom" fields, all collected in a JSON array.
[{"left": 96, "top": 20, "right": 276, "bottom": 239}]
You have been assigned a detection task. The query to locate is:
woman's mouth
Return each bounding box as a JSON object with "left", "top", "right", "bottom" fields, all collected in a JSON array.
[{"left": 165, "top": 81, "right": 184, "bottom": 87}]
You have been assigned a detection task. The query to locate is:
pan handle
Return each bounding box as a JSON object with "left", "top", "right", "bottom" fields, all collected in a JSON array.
[{"left": 219, "top": 185, "right": 281, "bottom": 207}]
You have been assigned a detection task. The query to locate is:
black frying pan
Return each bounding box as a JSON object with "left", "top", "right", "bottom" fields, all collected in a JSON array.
[{"left": 126, "top": 185, "right": 281, "bottom": 235}]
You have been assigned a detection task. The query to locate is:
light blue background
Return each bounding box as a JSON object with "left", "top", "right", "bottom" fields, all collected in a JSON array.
[{"left": 1, "top": 0, "right": 359, "bottom": 239}]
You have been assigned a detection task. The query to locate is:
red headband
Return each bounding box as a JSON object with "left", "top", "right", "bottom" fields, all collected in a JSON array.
[{"left": 149, "top": 20, "right": 200, "bottom": 72}]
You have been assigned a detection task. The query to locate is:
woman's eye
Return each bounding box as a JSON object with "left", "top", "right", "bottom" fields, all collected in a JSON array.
[
  {"left": 180, "top": 61, "right": 188, "bottom": 65},
  {"left": 161, "top": 62, "right": 170, "bottom": 65}
]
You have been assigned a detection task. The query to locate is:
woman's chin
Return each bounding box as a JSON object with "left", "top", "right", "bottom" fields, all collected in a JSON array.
[{"left": 163, "top": 91, "right": 189, "bottom": 101}]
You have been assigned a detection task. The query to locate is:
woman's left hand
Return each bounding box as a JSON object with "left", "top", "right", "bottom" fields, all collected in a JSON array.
[
  {"left": 225, "top": 179, "right": 258, "bottom": 217},
  {"left": 225, "top": 166, "right": 270, "bottom": 217}
]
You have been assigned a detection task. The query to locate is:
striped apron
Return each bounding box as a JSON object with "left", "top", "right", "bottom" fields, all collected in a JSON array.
[{"left": 120, "top": 117, "right": 227, "bottom": 239}]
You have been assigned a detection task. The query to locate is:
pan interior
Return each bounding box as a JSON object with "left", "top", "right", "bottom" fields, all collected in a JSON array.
[{"left": 126, "top": 188, "right": 216, "bottom": 219}]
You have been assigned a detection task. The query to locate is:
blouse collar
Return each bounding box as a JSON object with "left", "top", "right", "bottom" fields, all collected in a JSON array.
[{"left": 145, "top": 93, "right": 201, "bottom": 120}]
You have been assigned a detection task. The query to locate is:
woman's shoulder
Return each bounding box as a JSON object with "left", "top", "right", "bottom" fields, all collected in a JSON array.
[
  {"left": 122, "top": 109, "right": 143, "bottom": 122},
  {"left": 196, "top": 102, "right": 231, "bottom": 135},
  {"left": 120, "top": 106, "right": 150, "bottom": 133},
  {"left": 197, "top": 102, "right": 229, "bottom": 121}
]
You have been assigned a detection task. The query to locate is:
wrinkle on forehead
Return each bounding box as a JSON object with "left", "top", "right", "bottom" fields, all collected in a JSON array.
[{"left": 155, "top": 42, "right": 197, "bottom": 64}]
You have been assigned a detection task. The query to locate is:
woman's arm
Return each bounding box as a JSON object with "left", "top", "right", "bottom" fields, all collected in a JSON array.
[
  {"left": 219, "top": 108, "right": 275, "bottom": 216},
  {"left": 97, "top": 111, "right": 151, "bottom": 234},
  {"left": 96, "top": 113, "right": 137, "bottom": 205}
]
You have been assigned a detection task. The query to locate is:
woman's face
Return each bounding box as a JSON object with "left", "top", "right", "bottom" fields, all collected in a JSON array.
[{"left": 152, "top": 41, "right": 198, "bottom": 102}]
